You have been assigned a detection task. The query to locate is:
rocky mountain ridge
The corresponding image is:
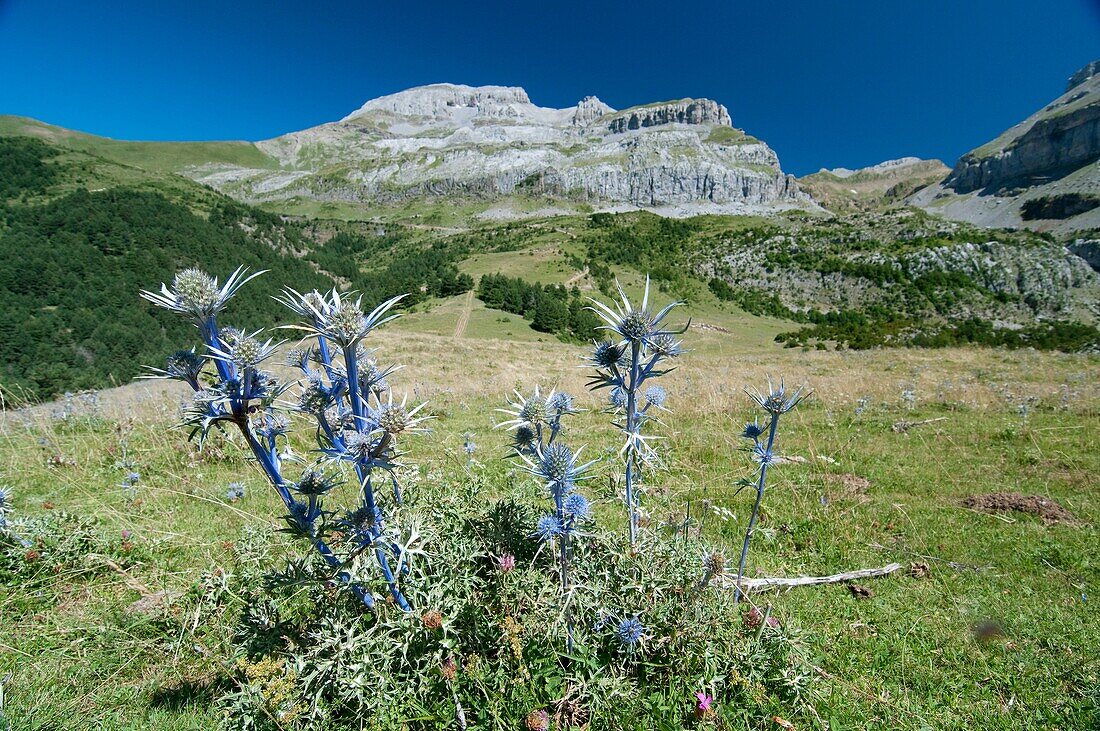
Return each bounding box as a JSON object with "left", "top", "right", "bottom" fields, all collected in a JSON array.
[
  {"left": 186, "top": 83, "right": 814, "bottom": 217},
  {"left": 910, "top": 61, "right": 1100, "bottom": 234},
  {"left": 798, "top": 157, "right": 949, "bottom": 213}
]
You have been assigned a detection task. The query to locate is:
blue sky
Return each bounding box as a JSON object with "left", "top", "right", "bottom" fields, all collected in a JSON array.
[{"left": 0, "top": 0, "right": 1097, "bottom": 175}]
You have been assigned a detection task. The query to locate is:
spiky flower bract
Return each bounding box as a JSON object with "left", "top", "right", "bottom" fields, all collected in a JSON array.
[
  {"left": 140, "top": 266, "right": 265, "bottom": 324},
  {"left": 614, "top": 616, "right": 645, "bottom": 648},
  {"left": 733, "top": 377, "right": 809, "bottom": 606},
  {"left": 144, "top": 267, "right": 425, "bottom": 612},
  {"left": 585, "top": 276, "right": 686, "bottom": 545}
]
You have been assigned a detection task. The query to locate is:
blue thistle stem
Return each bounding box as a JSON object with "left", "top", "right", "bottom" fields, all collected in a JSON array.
[
  {"left": 237, "top": 419, "right": 374, "bottom": 607},
  {"left": 344, "top": 344, "right": 411, "bottom": 612},
  {"left": 624, "top": 340, "right": 642, "bottom": 545},
  {"left": 733, "top": 412, "right": 780, "bottom": 606},
  {"left": 553, "top": 479, "right": 574, "bottom": 652}
]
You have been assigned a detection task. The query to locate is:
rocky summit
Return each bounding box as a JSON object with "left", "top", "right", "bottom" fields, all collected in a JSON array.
[
  {"left": 185, "top": 83, "right": 813, "bottom": 217},
  {"left": 910, "top": 60, "right": 1100, "bottom": 235}
]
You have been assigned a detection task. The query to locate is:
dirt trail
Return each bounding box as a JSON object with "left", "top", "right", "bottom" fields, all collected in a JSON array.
[
  {"left": 565, "top": 267, "right": 588, "bottom": 287},
  {"left": 453, "top": 290, "right": 474, "bottom": 338}
]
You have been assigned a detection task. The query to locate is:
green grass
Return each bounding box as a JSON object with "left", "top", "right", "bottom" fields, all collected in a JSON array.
[
  {"left": 1, "top": 332, "right": 1096, "bottom": 729},
  {"left": 0, "top": 115, "right": 280, "bottom": 173}
]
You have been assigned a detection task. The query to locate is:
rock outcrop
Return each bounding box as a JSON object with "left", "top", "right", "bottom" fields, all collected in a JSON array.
[
  {"left": 604, "top": 99, "right": 731, "bottom": 134},
  {"left": 184, "top": 83, "right": 814, "bottom": 217},
  {"left": 910, "top": 61, "right": 1100, "bottom": 235},
  {"left": 799, "top": 157, "right": 949, "bottom": 212}
]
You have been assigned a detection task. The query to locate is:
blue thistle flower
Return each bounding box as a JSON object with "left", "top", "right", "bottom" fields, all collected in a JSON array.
[
  {"left": 547, "top": 391, "right": 574, "bottom": 416},
  {"left": 614, "top": 616, "right": 645, "bottom": 647},
  {"left": 643, "top": 385, "right": 667, "bottom": 409},
  {"left": 586, "top": 277, "right": 684, "bottom": 349},
  {"left": 121, "top": 472, "right": 140, "bottom": 488},
  {"left": 165, "top": 349, "right": 206, "bottom": 384},
  {"left": 534, "top": 514, "right": 564, "bottom": 541},
  {"left": 563, "top": 492, "right": 591, "bottom": 521},
  {"left": 0, "top": 486, "right": 11, "bottom": 513},
  {"left": 609, "top": 386, "right": 628, "bottom": 409},
  {"left": 226, "top": 482, "right": 246, "bottom": 501},
  {"left": 590, "top": 340, "right": 626, "bottom": 369},
  {"left": 746, "top": 377, "right": 809, "bottom": 416},
  {"left": 513, "top": 425, "right": 536, "bottom": 451},
  {"left": 741, "top": 420, "right": 765, "bottom": 440},
  {"left": 294, "top": 468, "right": 339, "bottom": 495},
  {"left": 141, "top": 266, "right": 265, "bottom": 323}
]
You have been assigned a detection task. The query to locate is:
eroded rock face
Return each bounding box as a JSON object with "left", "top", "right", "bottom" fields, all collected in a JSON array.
[
  {"left": 605, "top": 99, "right": 732, "bottom": 134},
  {"left": 187, "top": 83, "right": 814, "bottom": 216},
  {"left": 947, "top": 102, "right": 1100, "bottom": 194},
  {"left": 910, "top": 61, "right": 1100, "bottom": 235}
]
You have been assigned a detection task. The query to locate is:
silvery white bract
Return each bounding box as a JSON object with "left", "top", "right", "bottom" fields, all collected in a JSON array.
[
  {"left": 143, "top": 269, "right": 430, "bottom": 612},
  {"left": 585, "top": 276, "right": 686, "bottom": 544}
]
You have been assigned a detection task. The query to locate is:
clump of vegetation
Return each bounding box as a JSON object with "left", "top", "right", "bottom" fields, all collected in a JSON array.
[
  {"left": 1021, "top": 193, "right": 1100, "bottom": 220},
  {"left": 477, "top": 272, "right": 600, "bottom": 341},
  {"left": 143, "top": 268, "right": 436, "bottom": 610},
  {"left": 131, "top": 266, "right": 817, "bottom": 728},
  {"left": 585, "top": 278, "right": 685, "bottom": 543}
]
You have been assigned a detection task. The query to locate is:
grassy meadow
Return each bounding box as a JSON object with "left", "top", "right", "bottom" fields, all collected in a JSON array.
[{"left": 1, "top": 311, "right": 1096, "bottom": 729}]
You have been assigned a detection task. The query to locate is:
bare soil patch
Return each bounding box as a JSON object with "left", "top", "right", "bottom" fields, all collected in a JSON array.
[{"left": 963, "top": 492, "right": 1076, "bottom": 524}]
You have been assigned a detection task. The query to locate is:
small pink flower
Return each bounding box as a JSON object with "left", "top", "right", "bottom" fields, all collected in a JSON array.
[
  {"left": 120, "top": 530, "right": 133, "bottom": 540},
  {"left": 766, "top": 615, "right": 780, "bottom": 629},
  {"left": 496, "top": 553, "right": 516, "bottom": 572},
  {"left": 695, "top": 692, "right": 713, "bottom": 712}
]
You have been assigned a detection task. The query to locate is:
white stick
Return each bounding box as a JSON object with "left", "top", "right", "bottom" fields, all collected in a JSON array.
[{"left": 720, "top": 562, "right": 902, "bottom": 590}]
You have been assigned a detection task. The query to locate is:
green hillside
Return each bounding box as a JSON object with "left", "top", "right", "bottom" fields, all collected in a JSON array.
[
  {"left": 0, "top": 115, "right": 280, "bottom": 173},
  {"left": 0, "top": 136, "right": 329, "bottom": 398}
]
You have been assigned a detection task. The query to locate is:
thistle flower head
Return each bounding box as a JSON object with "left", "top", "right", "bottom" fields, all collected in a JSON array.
[
  {"left": 591, "top": 340, "right": 626, "bottom": 369},
  {"left": 746, "top": 377, "right": 809, "bottom": 416},
  {"left": 208, "top": 330, "right": 280, "bottom": 370},
  {"left": 609, "top": 386, "right": 628, "bottom": 409},
  {"left": 165, "top": 349, "right": 206, "bottom": 383},
  {"left": 614, "top": 616, "right": 645, "bottom": 647},
  {"left": 278, "top": 288, "right": 405, "bottom": 349},
  {"left": 644, "top": 385, "right": 667, "bottom": 409},
  {"left": 374, "top": 392, "right": 431, "bottom": 436},
  {"left": 0, "top": 486, "right": 11, "bottom": 512},
  {"left": 141, "top": 266, "right": 265, "bottom": 323},
  {"left": 496, "top": 385, "right": 554, "bottom": 431},
  {"left": 343, "top": 430, "right": 382, "bottom": 461},
  {"left": 650, "top": 333, "right": 683, "bottom": 358},
  {"left": 586, "top": 277, "right": 684, "bottom": 349},
  {"left": 297, "top": 376, "right": 333, "bottom": 414},
  {"left": 524, "top": 442, "right": 596, "bottom": 487},
  {"left": 540, "top": 444, "right": 574, "bottom": 481},
  {"left": 286, "top": 347, "right": 312, "bottom": 370},
  {"left": 294, "top": 468, "right": 340, "bottom": 495},
  {"left": 547, "top": 391, "right": 574, "bottom": 416},
  {"left": 520, "top": 397, "right": 548, "bottom": 425},
  {"left": 513, "top": 425, "right": 536, "bottom": 451},
  {"left": 534, "top": 514, "right": 564, "bottom": 541},
  {"left": 741, "top": 419, "right": 765, "bottom": 440},
  {"left": 563, "top": 492, "right": 591, "bottom": 521}
]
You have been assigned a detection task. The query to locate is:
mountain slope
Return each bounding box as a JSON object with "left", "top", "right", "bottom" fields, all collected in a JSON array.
[
  {"left": 0, "top": 136, "right": 334, "bottom": 398},
  {"left": 178, "top": 83, "right": 815, "bottom": 218},
  {"left": 799, "top": 157, "right": 949, "bottom": 212},
  {"left": 910, "top": 61, "right": 1100, "bottom": 234}
]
